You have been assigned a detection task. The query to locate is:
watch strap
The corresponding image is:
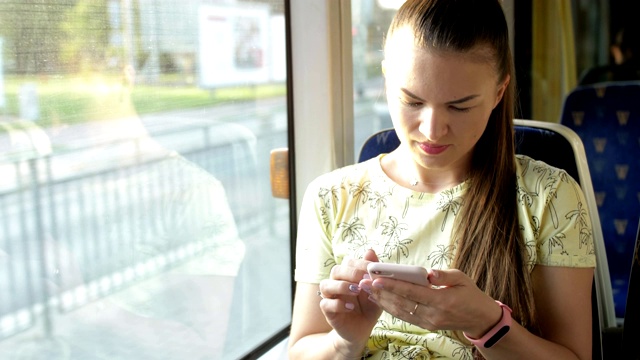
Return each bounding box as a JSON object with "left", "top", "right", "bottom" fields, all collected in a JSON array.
[{"left": 463, "top": 301, "right": 512, "bottom": 348}]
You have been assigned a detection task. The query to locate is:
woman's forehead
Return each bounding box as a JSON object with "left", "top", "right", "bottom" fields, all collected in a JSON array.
[{"left": 384, "top": 26, "right": 496, "bottom": 67}]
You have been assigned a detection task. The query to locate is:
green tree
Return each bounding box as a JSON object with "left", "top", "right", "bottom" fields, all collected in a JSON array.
[
  {"left": 0, "top": 0, "right": 74, "bottom": 74},
  {"left": 59, "top": 0, "right": 112, "bottom": 72}
]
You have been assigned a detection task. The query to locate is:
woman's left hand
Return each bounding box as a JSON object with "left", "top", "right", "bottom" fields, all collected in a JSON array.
[{"left": 360, "top": 268, "right": 503, "bottom": 338}]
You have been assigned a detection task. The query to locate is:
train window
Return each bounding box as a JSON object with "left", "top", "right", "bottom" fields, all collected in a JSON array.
[
  {"left": 0, "top": 1, "right": 291, "bottom": 359},
  {"left": 352, "top": 0, "right": 397, "bottom": 161}
]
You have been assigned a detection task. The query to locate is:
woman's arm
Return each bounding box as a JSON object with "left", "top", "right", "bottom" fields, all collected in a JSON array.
[
  {"left": 288, "top": 283, "right": 349, "bottom": 360},
  {"left": 364, "top": 265, "right": 593, "bottom": 360},
  {"left": 289, "top": 282, "right": 374, "bottom": 360},
  {"left": 289, "top": 251, "right": 382, "bottom": 360},
  {"left": 478, "top": 265, "right": 593, "bottom": 359}
]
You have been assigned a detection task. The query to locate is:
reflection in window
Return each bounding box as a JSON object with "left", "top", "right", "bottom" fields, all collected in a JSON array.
[
  {"left": 0, "top": 1, "right": 290, "bottom": 359},
  {"left": 351, "top": 0, "right": 397, "bottom": 161}
]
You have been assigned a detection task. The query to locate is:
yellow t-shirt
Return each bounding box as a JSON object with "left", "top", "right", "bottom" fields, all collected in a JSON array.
[{"left": 294, "top": 154, "right": 595, "bottom": 359}]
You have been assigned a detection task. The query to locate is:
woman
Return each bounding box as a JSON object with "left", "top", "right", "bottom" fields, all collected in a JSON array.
[{"left": 289, "top": 0, "right": 595, "bottom": 359}]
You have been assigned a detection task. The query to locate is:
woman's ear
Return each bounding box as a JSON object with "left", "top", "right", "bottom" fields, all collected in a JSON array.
[{"left": 493, "top": 74, "right": 510, "bottom": 108}]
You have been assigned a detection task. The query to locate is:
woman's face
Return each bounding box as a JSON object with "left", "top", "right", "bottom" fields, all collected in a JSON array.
[{"left": 383, "top": 27, "right": 508, "bottom": 175}]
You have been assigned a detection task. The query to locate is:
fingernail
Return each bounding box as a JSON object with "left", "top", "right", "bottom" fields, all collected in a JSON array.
[
  {"left": 349, "top": 284, "right": 360, "bottom": 293},
  {"left": 361, "top": 284, "right": 372, "bottom": 294},
  {"left": 363, "top": 273, "right": 371, "bottom": 280},
  {"left": 428, "top": 269, "right": 439, "bottom": 278},
  {"left": 345, "top": 302, "right": 355, "bottom": 310},
  {"left": 373, "top": 282, "right": 384, "bottom": 289}
]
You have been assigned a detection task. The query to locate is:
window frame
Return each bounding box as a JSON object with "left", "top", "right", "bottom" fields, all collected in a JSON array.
[{"left": 247, "top": 0, "right": 356, "bottom": 358}]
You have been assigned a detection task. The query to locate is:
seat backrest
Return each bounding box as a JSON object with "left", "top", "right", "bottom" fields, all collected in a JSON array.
[
  {"left": 560, "top": 81, "right": 640, "bottom": 319},
  {"left": 357, "top": 119, "right": 617, "bottom": 359},
  {"left": 358, "top": 129, "right": 401, "bottom": 163},
  {"left": 622, "top": 218, "right": 640, "bottom": 357}
]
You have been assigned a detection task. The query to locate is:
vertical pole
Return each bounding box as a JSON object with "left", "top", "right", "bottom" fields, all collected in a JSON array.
[
  {"left": 30, "top": 158, "right": 52, "bottom": 336},
  {"left": 122, "top": 0, "right": 136, "bottom": 72}
]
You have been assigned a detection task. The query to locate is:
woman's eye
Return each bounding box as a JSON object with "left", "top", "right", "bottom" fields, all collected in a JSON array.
[
  {"left": 400, "top": 98, "right": 421, "bottom": 107},
  {"left": 450, "top": 106, "right": 471, "bottom": 113}
]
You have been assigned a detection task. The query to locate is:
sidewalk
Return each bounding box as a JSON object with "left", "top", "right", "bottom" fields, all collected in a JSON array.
[{"left": 0, "top": 252, "right": 238, "bottom": 359}]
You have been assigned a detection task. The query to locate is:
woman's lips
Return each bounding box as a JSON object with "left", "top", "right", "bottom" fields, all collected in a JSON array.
[{"left": 418, "top": 142, "right": 449, "bottom": 155}]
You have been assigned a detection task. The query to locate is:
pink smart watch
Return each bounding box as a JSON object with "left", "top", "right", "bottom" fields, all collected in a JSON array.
[{"left": 463, "top": 301, "right": 512, "bottom": 348}]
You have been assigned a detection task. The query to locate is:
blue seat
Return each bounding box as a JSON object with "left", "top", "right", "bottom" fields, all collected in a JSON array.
[
  {"left": 560, "top": 81, "right": 640, "bottom": 319},
  {"left": 358, "top": 120, "right": 617, "bottom": 359},
  {"left": 623, "top": 218, "right": 640, "bottom": 357}
]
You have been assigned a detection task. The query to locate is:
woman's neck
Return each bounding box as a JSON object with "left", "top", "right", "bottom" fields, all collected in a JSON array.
[{"left": 380, "top": 151, "right": 469, "bottom": 193}]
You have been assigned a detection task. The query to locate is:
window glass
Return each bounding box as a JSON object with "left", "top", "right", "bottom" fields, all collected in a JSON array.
[
  {"left": 0, "top": 1, "right": 290, "bottom": 359},
  {"left": 352, "top": 0, "right": 399, "bottom": 161}
]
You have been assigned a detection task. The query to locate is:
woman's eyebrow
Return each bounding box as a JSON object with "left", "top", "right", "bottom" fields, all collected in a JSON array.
[
  {"left": 400, "top": 88, "right": 480, "bottom": 105},
  {"left": 445, "top": 94, "right": 480, "bottom": 105},
  {"left": 400, "top": 88, "right": 425, "bottom": 101}
]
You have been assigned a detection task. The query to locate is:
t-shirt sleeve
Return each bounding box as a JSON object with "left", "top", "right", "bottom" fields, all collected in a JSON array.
[
  {"left": 534, "top": 170, "right": 597, "bottom": 268},
  {"left": 294, "top": 177, "right": 337, "bottom": 283}
]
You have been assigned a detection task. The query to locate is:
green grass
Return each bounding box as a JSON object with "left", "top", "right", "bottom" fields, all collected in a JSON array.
[{"left": 1, "top": 74, "right": 286, "bottom": 127}]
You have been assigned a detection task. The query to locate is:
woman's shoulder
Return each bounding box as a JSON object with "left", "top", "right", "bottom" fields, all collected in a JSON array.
[
  {"left": 514, "top": 154, "right": 582, "bottom": 199},
  {"left": 307, "top": 155, "right": 382, "bottom": 190},
  {"left": 515, "top": 154, "right": 575, "bottom": 181}
]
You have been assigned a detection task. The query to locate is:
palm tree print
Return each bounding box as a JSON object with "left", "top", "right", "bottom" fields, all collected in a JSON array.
[
  {"left": 562, "top": 172, "right": 594, "bottom": 254},
  {"left": 529, "top": 165, "right": 561, "bottom": 229},
  {"left": 516, "top": 183, "right": 535, "bottom": 207},
  {"left": 369, "top": 189, "right": 393, "bottom": 228},
  {"left": 516, "top": 164, "right": 542, "bottom": 209},
  {"left": 380, "top": 216, "right": 413, "bottom": 262},
  {"left": 565, "top": 201, "right": 592, "bottom": 251},
  {"left": 451, "top": 344, "right": 473, "bottom": 360},
  {"left": 319, "top": 185, "right": 342, "bottom": 210},
  {"left": 318, "top": 185, "right": 342, "bottom": 234},
  {"left": 371, "top": 319, "right": 395, "bottom": 349},
  {"left": 319, "top": 206, "right": 330, "bottom": 237},
  {"left": 401, "top": 333, "right": 429, "bottom": 350},
  {"left": 338, "top": 218, "right": 372, "bottom": 258},
  {"left": 529, "top": 215, "right": 541, "bottom": 239},
  {"left": 402, "top": 195, "right": 411, "bottom": 218},
  {"left": 390, "top": 346, "right": 425, "bottom": 360},
  {"left": 548, "top": 232, "right": 568, "bottom": 256},
  {"left": 323, "top": 257, "right": 336, "bottom": 269},
  {"left": 436, "top": 189, "right": 463, "bottom": 231},
  {"left": 427, "top": 244, "right": 455, "bottom": 269},
  {"left": 521, "top": 216, "right": 540, "bottom": 267},
  {"left": 349, "top": 181, "right": 371, "bottom": 218},
  {"left": 543, "top": 174, "right": 562, "bottom": 229}
]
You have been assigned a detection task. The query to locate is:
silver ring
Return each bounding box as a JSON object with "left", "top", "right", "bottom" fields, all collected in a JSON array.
[{"left": 409, "top": 302, "right": 419, "bottom": 315}]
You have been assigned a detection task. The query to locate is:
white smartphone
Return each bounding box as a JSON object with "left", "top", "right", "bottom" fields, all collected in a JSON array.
[{"left": 367, "top": 262, "right": 430, "bottom": 286}]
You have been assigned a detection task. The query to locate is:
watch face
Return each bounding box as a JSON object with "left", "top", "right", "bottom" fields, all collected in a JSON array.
[{"left": 484, "top": 325, "right": 511, "bottom": 348}]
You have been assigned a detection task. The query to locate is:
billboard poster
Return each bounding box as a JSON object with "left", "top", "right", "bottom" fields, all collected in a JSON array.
[{"left": 198, "top": 5, "right": 271, "bottom": 88}]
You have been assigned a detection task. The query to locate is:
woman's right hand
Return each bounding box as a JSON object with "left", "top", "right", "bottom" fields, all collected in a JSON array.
[
  {"left": 288, "top": 249, "right": 383, "bottom": 359},
  {"left": 317, "top": 249, "right": 382, "bottom": 351}
]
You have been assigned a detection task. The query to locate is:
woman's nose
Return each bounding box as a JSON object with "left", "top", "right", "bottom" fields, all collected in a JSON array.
[{"left": 418, "top": 107, "right": 447, "bottom": 141}]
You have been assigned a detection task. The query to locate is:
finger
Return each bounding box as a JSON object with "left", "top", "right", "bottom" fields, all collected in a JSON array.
[
  {"left": 372, "top": 288, "right": 432, "bottom": 326},
  {"left": 319, "top": 279, "right": 361, "bottom": 299},
  {"left": 363, "top": 249, "right": 379, "bottom": 262},
  {"left": 319, "top": 297, "right": 357, "bottom": 313},
  {"left": 426, "top": 268, "right": 464, "bottom": 287},
  {"left": 370, "top": 277, "right": 431, "bottom": 304},
  {"left": 331, "top": 261, "right": 368, "bottom": 282}
]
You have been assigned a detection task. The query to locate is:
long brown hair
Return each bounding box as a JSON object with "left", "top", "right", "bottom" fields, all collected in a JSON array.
[{"left": 385, "top": 0, "right": 538, "bottom": 337}]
